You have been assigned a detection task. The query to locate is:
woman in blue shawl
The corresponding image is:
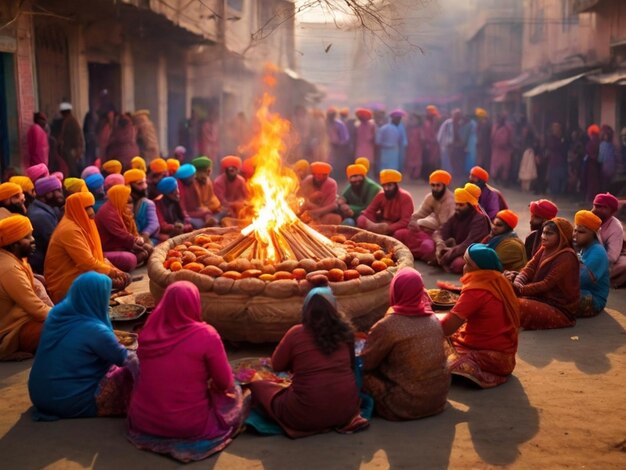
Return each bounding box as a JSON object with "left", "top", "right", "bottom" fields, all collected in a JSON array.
[{"left": 28, "top": 271, "right": 136, "bottom": 420}]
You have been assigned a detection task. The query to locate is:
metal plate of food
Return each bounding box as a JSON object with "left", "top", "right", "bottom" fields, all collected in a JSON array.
[
  {"left": 109, "top": 303, "right": 146, "bottom": 322},
  {"left": 427, "top": 288, "right": 459, "bottom": 309}
]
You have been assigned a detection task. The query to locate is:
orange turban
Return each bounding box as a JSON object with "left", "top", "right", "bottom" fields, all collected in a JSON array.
[
  {"left": 475, "top": 107, "right": 488, "bottom": 118},
  {"left": 102, "top": 160, "right": 122, "bottom": 174},
  {"left": 0, "top": 182, "right": 22, "bottom": 201},
  {"left": 149, "top": 158, "right": 168, "bottom": 173},
  {"left": 380, "top": 169, "right": 402, "bottom": 185},
  {"left": 241, "top": 159, "right": 255, "bottom": 179},
  {"left": 354, "top": 157, "right": 370, "bottom": 171},
  {"left": 9, "top": 176, "right": 34, "bottom": 193},
  {"left": 124, "top": 169, "right": 146, "bottom": 185},
  {"left": 310, "top": 161, "right": 332, "bottom": 175},
  {"left": 293, "top": 159, "right": 310, "bottom": 173},
  {"left": 575, "top": 210, "right": 602, "bottom": 232},
  {"left": 429, "top": 170, "right": 452, "bottom": 186},
  {"left": 64, "top": 192, "right": 104, "bottom": 262},
  {"left": 0, "top": 215, "right": 32, "bottom": 246},
  {"left": 221, "top": 155, "right": 242, "bottom": 170},
  {"left": 496, "top": 209, "right": 518, "bottom": 229},
  {"left": 107, "top": 184, "right": 138, "bottom": 235},
  {"left": 355, "top": 108, "right": 372, "bottom": 120},
  {"left": 587, "top": 124, "right": 600, "bottom": 137},
  {"left": 63, "top": 178, "right": 87, "bottom": 194},
  {"left": 470, "top": 166, "right": 489, "bottom": 182},
  {"left": 339, "top": 107, "right": 350, "bottom": 117},
  {"left": 131, "top": 156, "right": 147, "bottom": 172},
  {"left": 426, "top": 105, "right": 440, "bottom": 117},
  {"left": 346, "top": 164, "right": 367, "bottom": 178},
  {"left": 167, "top": 158, "right": 181, "bottom": 174},
  {"left": 454, "top": 183, "right": 481, "bottom": 206}
]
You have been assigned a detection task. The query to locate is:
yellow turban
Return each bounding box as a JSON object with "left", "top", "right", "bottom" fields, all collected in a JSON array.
[
  {"left": 354, "top": 157, "right": 370, "bottom": 171},
  {"left": 379, "top": 169, "right": 402, "bottom": 185},
  {"left": 346, "top": 164, "right": 367, "bottom": 178},
  {"left": 0, "top": 182, "right": 23, "bottom": 201},
  {"left": 102, "top": 160, "right": 122, "bottom": 174},
  {"left": 310, "top": 161, "right": 332, "bottom": 175},
  {"left": 0, "top": 215, "right": 32, "bottom": 246},
  {"left": 293, "top": 159, "right": 310, "bottom": 173},
  {"left": 149, "top": 158, "right": 168, "bottom": 173},
  {"left": 574, "top": 210, "right": 602, "bottom": 232},
  {"left": 429, "top": 170, "right": 452, "bottom": 186},
  {"left": 63, "top": 178, "right": 87, "bottom": 194},
  {"left": 454, "top": 183, "right": 481, "bottom": 206},
  {"left": 475, "top": 107, "right": 488, "bottom": 118},
  {"left": 131, "top": 156, "right": 147, "bottom": 172},
  {"left": 124, "top": 169, "right": 146, "bottom": 185},
  {"left": 167, "top": 158, "right": 181, "bottom": 174},
  {"left": 9, "top": 176, "right": 34, "bottom": 193}
]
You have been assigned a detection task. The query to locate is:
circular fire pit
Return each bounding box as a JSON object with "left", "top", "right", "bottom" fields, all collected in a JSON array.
[{"left": 148, "top": 225, "right": 413, "bottom": 342}]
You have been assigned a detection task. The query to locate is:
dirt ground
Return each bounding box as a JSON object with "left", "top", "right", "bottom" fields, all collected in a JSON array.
[{"left": 1, "top": 182, "right": 625, "bottom": 469}]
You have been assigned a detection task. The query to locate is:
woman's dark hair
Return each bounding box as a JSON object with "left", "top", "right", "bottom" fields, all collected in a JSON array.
[{"left": 302, "top": 294, "right": 354, "bottom": 355}]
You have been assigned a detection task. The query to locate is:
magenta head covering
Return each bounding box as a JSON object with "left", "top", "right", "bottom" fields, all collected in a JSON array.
[
  {"left": 389, "top": 108, "right": 406, "bottom": 118},
  {"left": 26, "top": 164, "right": 49, "bottom": 183},
  {"left": 80, "top": 165, "right": 101, "bottom": 180},
  {"left": 35, "top": 175, "right": 62, "bottom": 195},
  {"left": 138, "top": 281, "right": 210, "bottom": 358},
  {"left": 389, "top": 267, "right": 433, "bottom": 316},
  {"left": 104, "top": 173, "right": 125, "bottom": 190},
  {"left": 593, "top": 192, "right": 619, "bottom": 213},
  {"left": 51, "top": 171, "right": 64, "bottom": 182}
]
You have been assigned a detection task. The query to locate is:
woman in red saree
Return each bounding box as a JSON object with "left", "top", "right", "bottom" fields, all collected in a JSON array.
[{"left": 441, "top": 243, "right": 520, "bottom": 388}]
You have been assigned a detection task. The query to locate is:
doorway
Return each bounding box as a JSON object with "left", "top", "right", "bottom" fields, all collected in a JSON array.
[{"left": 0, "top": 52, "right": 19, "bottom": 174}]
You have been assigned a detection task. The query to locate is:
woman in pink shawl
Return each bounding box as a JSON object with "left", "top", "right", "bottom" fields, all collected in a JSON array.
[
  {"left": 126, "top": 281, "right": 249, "bottom": 462},
  {"left": 361, "top": 268, "right": 450, "bottom": 420}
]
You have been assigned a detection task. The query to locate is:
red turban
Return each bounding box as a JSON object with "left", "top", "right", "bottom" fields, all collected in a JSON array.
[
  {"left": 310, "top": 161, "right": 332, "bottom": 175},
  {"left": 593, "top": 192, "right": 618, "bottom": 212},
  {"left": 529, "top": 199, "right": 558, "bottom": 220},
  {"left": 355, "top": 108, "right": 372, "bottom": 120},
  {"left": 496, "top": 209, "right": 519, "bottom": 229},
  {"left": 587, "top": 124, "right": 600, "bottom": 137},
  {"left": 221, "top": 155, "right": 242, "bottom": 170},
  {"left": 470, "top": 166, "right": 489, "bottom": 182},
  {"left": 429, "top": 170, "right": 452, "bottom": 186}
]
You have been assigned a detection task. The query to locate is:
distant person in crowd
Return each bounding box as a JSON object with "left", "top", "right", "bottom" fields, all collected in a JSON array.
[
  {"left": 404, "top": 113, "right": 424, "bottom": 180},
  {"left": 84, "top": 173, "right": 106, "bottom": 213},
  {"left": 95, "top": 110, "right": 115, "bottom": 163},
  {"left": 357, "top": 169, "right": 414, "bottom": 238},
  {"left": 377, "top": 110, "right": 408, "bottom": 172},
  {"left": 124, "top": 169, "right": 160, "bottom": 244},
  {"left": 63, "top": 177, "right": 88, "bottom": 196},
  {"left": 437, "top": 109, "right": 465, "bottom": 182},
  {"left": 249, "top": 287, "right": 364, "bottom": 438},
  {"left": 29, "top": 272, "right": 136, "bottom": 420},
  {"left": 468, "top": 166, "right": 507, "bottom": 220},
  {"left": 213, "top": 156, "right": 250, "bottom": 220},
  {"left": 131, "top": 156, "right": 147, "bottom": 173},
  {"left": 326, "top": 107, "right": 350, "bottom": 180},
  {"left": 26, "top": 112, "right": 49, "bottom": 167},
  {"left": 0, "top": 182, "right": 27, "bottom": 219},
  {"left": 337, "top": 163, "right": 381, "bottom": 226},
  {"left": 354, "top": 108, "right": 376, "bottom": 162},
  {"left": 475, "top": 108, "right": 491, "bottom": 169},
  {"left": 0, "top": 215, "right": 51, "bottom": 360},
  {"left": 45, "top": 192, "right": 129, "bottom": 303},
  {"left": 431, "top": 183, "right": 491, "bottom": 273},
  {"left": 441, "top": 244, "right": 520, "bottom": 388},
  {"left": 26, "top": 163, "right": 49, "bottom": 185},
  {"left": 198, "top": 118, "right": 220, "bottom": 168},
  {"left": 154, "top": 177, "right": 193, "bottom": 242},
  {"left": 166, "top": 158, "right": 181, "bottom": 176},
  {"left": 506, "top": 218, "right": 579, "bottom": 330},
  {"left": 105, "top": 115, "right": 140, "bottom": 169},
  {"left": 83, "top": 108, "right": 98, "bottom": 165},
  {"left": 567, "top": 128, "right": 585, "bottom": 196},
  {"left": 584, "top": 124, "right": 601, "bottom": 202},
  {"left": 490, "top": 113, "right": 513, "bottom": 185},
  {"left": 524, "top": 199, "right": 558, "bottom": 260},
  {"left": 362, "top": 268, "right": 450, "bottom": 420},
  {"left": 104, "top": 173, "right": 125, "bottom": 192},
  {"left": 545, "top": 122, "right": 568, "bottom": 196},
  {"left": 102, "top": 159, "right": 123, "bottom": 176},
  {"left": 132, "top": 110, "right": 160, "bottom": 162},
  {"left": 81, "top": 165, "right": 100, "bottom": 180},
  {"left": 599, "top": 125, "right": 616, "bottom": 192},
  {"left": 422, "top": 105, "right": 441, "bottom": 179},
  {"left": 127, "top": 281, "right": 249, "bottom": 462},
  {"left": 28, "top": 176, "right": 64, "bottom": 274},
  {"left": 298, "top": 161, "right": 341, "bottom": 225},
  {"left": 147, "top": 158, "right": 169, "bottom": 199},
  {"left": 462, "top": 111, "right": 477, "bottom": 173},
  {"left": 573, "top": 210, "right": 609, "bottom": 318},
  {"left": 481, "top": 210, "right": 527, "bottom": 271},
  {"left": 518, "top": 126, "right": 538, "bottom": 192},
  {"left": 591, "top": 192, "right": 626, "bottom": 288},
  {"left": 10, "top": 176, "right": 35, "bottom": 208},
  {"left": 173, "top": 145, "right": 187, "bottom": 162},
  {"left": 57, "top": 102, "right": 84, "bottom": 177},
  {"left": 395, "top": 170, "right": 455, "bottom": 262}
]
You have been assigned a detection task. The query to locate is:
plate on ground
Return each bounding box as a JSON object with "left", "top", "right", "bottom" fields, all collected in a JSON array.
[
  {"left": 109, "top": 304, "right": 146, "bottom": 322},
  {"left": 427, "top": 289, "right": 459, "bottom": 309},
  {"left": 114, "top": 330, "right": 138, "bottom": 350}
]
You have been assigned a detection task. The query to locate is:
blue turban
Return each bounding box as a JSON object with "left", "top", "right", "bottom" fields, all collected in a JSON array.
[
  {"left": 466, "top": 243, "right": 503, "bottom": 272},
  {"left": 175, "top": 163, "right": 196, "bottom": 180},
  {"left": 84, "top": 173, "right": 104, "bottom": 191},
  {"left": 156, "top": 176, "right": 178, "bottom": 195}
]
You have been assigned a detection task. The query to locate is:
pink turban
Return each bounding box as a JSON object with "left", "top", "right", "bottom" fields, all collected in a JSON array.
[{"left": 26, "top": 164, "right": 49, "bottom": 183}]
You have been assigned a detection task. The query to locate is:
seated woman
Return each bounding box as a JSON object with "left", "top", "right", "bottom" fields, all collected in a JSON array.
[
  {"left": 573, "top": 210, "right": 609, "bottom": 318},
  {"left": 361, "top": 268, "right": 450, "bottom": 419},
  {"left": 127, "top": 281, "right": 248, "bottom": 463},
  {"left": 441, "top": 244, "right": 520, "bottom": 389},
  {"left": 506, "top": 217, "right": 579, "bottom": 330},
  {"left": 248, "top": 287, "right": 364, "bottom": 438},
  {"left": 28, "top": 272, "right": 136, "bottom": 420}
]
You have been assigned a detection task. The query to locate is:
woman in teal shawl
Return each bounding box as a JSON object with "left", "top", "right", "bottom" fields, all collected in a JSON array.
[{"left": 28, "top": 271, "right": 136, "bottom": 420}]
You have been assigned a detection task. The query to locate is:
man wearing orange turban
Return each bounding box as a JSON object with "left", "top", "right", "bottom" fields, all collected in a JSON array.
[
  {"left": 468, "top": 165, "right": 508, "bottom": 220},
  {"left": 298, "top": 161, "right": 342, "bottom": 225},
  {"left": 9, "top": 176, "right": 35, "bottom": 207},
  {"left": 0, "top": 182, "right": 26, "bottom": 219},
  {"left": 213, "top": 155, "right": 250, "bottom": 219},
  {"left": 480, "top": 209, "right": 527, "bottom": 271},
  {"left": 326, "top": 107, "right": 350, "bottom": 181},
  {"left": 166, "top": 158, "right": 181, "bottom": 175},
  {"left": 573, "top": 210, "right": 609, "bottom": 317},
  {"left": 396, "top": 169, "right": 455, "bottom": 261},
  {"left": 0, "top": 215, "right": 51, "bottom": 360},
  {"left": 123, "top": 169, "right": 160, "bottom": 244},
  {"left": 102, "top": 159, "right": 123, "bottom": 175},
  {"left": 148, "top": 158, "right": 168, "bottom": 198},
  {"left": 45, "top": 192, "right": 129, "bottom": 303},
  {"left": 338, "top": 163, "right": 381, "bottom": 225},
  {"left": 357, "top": 169, "right": 414, "bottom": 237},
  {"left": 95, "top": 185, "right": 152, "bottom": 272},
  {"left": 355, "top": 109, "right": 376, "bottom": 163},
  {"left": 131, "top": 156, "right": 147, "bottom": 172},
  {"left": 430, "top": 183, "right": 491, "bottom": 273}
]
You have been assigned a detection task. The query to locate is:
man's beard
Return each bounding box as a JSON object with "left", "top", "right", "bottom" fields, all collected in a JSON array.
[
  {"left": 432, "top": 188, "right": 446, "bottom": 200},
  {"left": 226, "top": 173, "right": 237, "bottom": 182},
  {"left": 472, "top": 179, "right": 486, "bottom": 189},
  {"left": 312, "top": 179, "right": 324, "bottom": 189},
  {"left": 131, "top": 187, "right": 148, "bottom": 199},
  {"left": 530, "top": 221, "right": 543, "bottom": 231},
  {"left": 24, "top": 194, "right": 35, "bottom": 207},
  {"left": 44, "top": 193, "right": 65, "bottom": 208},
  {"left": 456, "top": 205, "right": 473, "bottom": 218},
  {"left": 384, "top": 186, "right": 398, "bottom": 200},
  {"left": 351, "top": 181, "right": 363, "bottom": 193},
  {"left": 4, "top": 203, "right": 26, "bottom": 215}
]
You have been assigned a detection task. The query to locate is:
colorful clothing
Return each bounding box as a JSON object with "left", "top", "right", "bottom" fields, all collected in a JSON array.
[
  {"left": 598, "top": 216, "right": 624, "bottom": 266},
  {"left": 27, "top": 199, "right": 60, "bottom": 274},
  {"left": 299, "top": 175, "right": 340, "bottom": 223},
  {"left": 577, "top": 240, "right": 609, "bottom": 315},
  {"left": 354, "top": 119, "right": 376, "bottom": 161},
  {"left": 524, "top": 230, "right": 542, "bottom": 260},
  {"left": 490, "top": 123, "right": 513, "bottom": 182},
  {"left": 134, "top": 198, "right": 159, "bottom": 240},
  {"left": 340, "top": 177, "right": 381, "bottom": 219},
  {"left": 358, "top": 188, "right": 414, "bottom": 236},
  {"left": 405, "top": 124, "right": 424, "bottom": 178},
  {"left": 482, "top": 232, "right": 527, "bottom": 271},
  {"left": 213, "top": 174, "right": 249, "bottom": 217},
  {"left": 376, "top": 123, "right": 407, "bottom": 171},
  {"left": 154, "top": 196, "right": 192, "bottom": 239},
  {"left": 26, "top": 124, "right": 49, "bottom": 167}
]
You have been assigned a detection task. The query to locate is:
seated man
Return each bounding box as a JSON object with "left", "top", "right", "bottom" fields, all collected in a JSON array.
[
  {"left": 175, "top": 163, "right": 216, "bottom": 229},
  {"left": 95, "top": 185, "right": 152, "bottom": 272},
  {"left": 592, "top": 192, "right": 626, "bottom": 288},
  {"left": 299, "top": 161, "right": 342, "bottom": 225},
  {"left": 26, "top": 163, "right": 49, "bottom": 184},
  {"left": 0, "top": 182, "right": 27, "bottom": 219},
  {"left": 357, "top": 169, "right": 414, "bottom": 238},
  {"left": 154, "top": 176, "right": 193, "bottom": 242},
  {"left": 525, "top": 199, "right": 558, "bottom": 260},
  {"left": 395, "top": 169, "right": 455, "bottom": 261},
  {"left": 192, "top": 156, "right": 223, "bottom": 223},
  {"left": 213, "top": 156, "right": 250, "bottom": 220},
  {"left": 124, "top": 169, "right": 160, "bottom": 244},
  {"left": 9, "top": 176, "right": 36, "bottom": 208},
  {"left": 431, "top": 183, "right": 491, "bottom": 273},
  {"left": 337, "top": 163, "right": 381, "bottom": 226},
  {"left": 468, "top": 166, "right": 507, "bottom": 220},
  {"left": 573, "top": 210, "right": 609, "bottom": 318},
  {"left": 292, "top": 159, "right": 310, "bottom": 182},
  {"left": 147, "top": 158, "right": 169, "bottom": 199},
  {"left": 0, "top": 215, "right": 51, "bottom": 360},
  {"left": 28, "top": 176, "right": 64, "bottom": 274},
  {"left": 481, "top": 209, "right": 526, "bottom": 271}
]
